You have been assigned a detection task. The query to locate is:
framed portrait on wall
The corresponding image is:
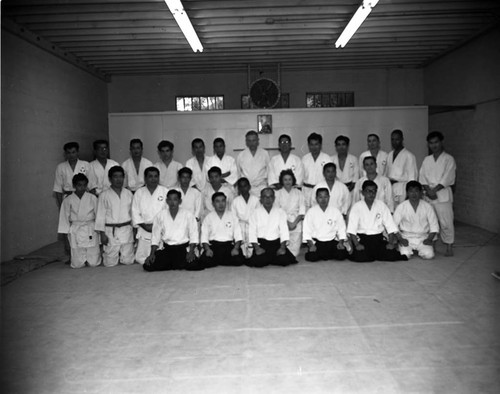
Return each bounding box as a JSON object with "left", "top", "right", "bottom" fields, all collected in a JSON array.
[{"left": 257, "top": 114, "right": 272, "bottom": 134}]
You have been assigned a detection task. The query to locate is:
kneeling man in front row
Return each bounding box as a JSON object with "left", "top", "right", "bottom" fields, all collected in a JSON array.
[
  {"left": 303, "top": 188, "right": 349, "bottom": 262},
  {"left": 347, "top": 180, "right": 407, "bottom": 262},
  {"left": 247, "top": 188, "right": 297, "bottom": 267},
  {"left": 393, "top": 181, "right": 439, "bottom": 260},
  {"left": 200, "top": 192, "right": 245, "bottom": 267},
  {"left": 144, "top": 190, "right": 204, "bottom": 271}
]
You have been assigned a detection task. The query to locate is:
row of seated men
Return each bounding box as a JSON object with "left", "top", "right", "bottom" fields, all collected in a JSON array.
[
  {"left": 55, "top": 129, "right": 456, "bottom": 267},
  {"left": 58, "top": 162, "right": 442, "bottom": 270}
]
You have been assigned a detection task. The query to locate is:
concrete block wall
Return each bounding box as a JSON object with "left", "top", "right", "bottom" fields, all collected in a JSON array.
[
  {"left": 1, "top": 30, "right": 109, "bottom": 261},
  {"left": 424, "top": 27, "right": 500, "bottom": 233}
]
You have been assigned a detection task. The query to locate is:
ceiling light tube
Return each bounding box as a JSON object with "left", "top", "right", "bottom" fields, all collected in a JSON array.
[
  {"left": 165, "top": 0, "right": 203, "bottom": 52},
  {"left": 335, "top": 0, "right": 379, "bottom": 48}
]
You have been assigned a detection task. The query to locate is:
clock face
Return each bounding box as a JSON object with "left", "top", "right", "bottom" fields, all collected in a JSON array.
[{"left": 250, "top": 78, "right": 280, "bottom": 109}]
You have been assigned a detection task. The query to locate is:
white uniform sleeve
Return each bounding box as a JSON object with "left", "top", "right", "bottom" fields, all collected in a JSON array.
[
  {"left": 295, "top": 160, "right": 305, "bottom": 187},
  {"left": 347, "top": 205, "right": 360, "bottom": 235},
  {"left": 188, "top": 213, "right": 199, "bottom": 244},
  {"left": 53, "top": 164, "right": 64, "bottom": 193},
  {"left": 382, "top": 204, "right": 398, "bottom": 234},
  {"left": 427, "top": 205, "right": 440, "bottom": 234},
  {"left": 279, "top": 210, "right": 290, "bottom": 243},
  {"left": 151, "top": 214, "right": 163, "bottom": 246},
  {"left": 94, "top": 194, "right": 106, "bottom": 232},
  {"left": 200, "top": 216, "right": 210, "bottom": 244},
  {"left": 248, "top": 211, "right": 258, "bottom": 244},
  {"left": 57, "top": 198, "right": 71, "bottom": 234},
  {"left": 233, "top": 216, "right": 243, "bottom": 243},
  {"left": 409, "top": 153, "right": 418, "bottom": 181},
  {"left": 302, "top": 211, "right": 314, "bottom": 242}
]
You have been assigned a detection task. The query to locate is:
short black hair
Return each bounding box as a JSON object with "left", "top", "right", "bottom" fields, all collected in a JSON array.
[
  {"left": 316, "top": 187, "right": 329, "bottom": 197},
  {"left": 167, "top": 189, "right": 182, "bottom": 199},
  {"left": 144, "top": 166, "right": 159, "bottom": 178},
  {"left": 278, "top": 134, "right": 291, "bottom": 143},
  {"left": 178, "top": 167, "right": 192, "bottom": 177},
  {"left": 335, "top": 135, "right": 350, "bottom": 145},
  {"left": 157, "top": 140, "right": 174, "bottom": 151},
  {"left": 363, "top": 156, "right": 377, "bottom": 165},
  {"left": 130, "top": 138, "right": 143, "bottom": 148},
  {"left": 108, "top": 165, "right": 125, "bottom": 178},
  {"left": 208, "top": 166, "right": 222, "bottom": 176},
  {"left": 213, "top": 137, "right": 225, "bottom": 146},
  {"left": 279, "top": 169, "right": 296, "bottom": 186},
  {"left": 236, "top": 177, "right": 250, "bottom": 188},
  {"left": 367, "top": 133, "right": 380, "bottom": 141},
  {"left": 307, "top": 132, "right": 322, "bottom": 145},
  {"left": 93, "top": 139, "right": 108, "bottom": 150},
  {"left": 211, "top": 191, "right": 227, "bottom": 202},
  {"left": 427, "top": 131, "right": 444, "bottom": 142},
  {"left": 191, "top": 138, "right": 205, "bottom": 149},
  {"left": 391, "top": 129, "right": 404, "bottom": 138},
  {"left": 362, "top": 180, "right": 378, "bottom": 191},
  {"left": 72, "top": 173, "right": 88, "bottom": 187},
  {"left": 406, "top": 180, "right": 423, "bottom": 192},
  {"left": 246, "top": 130, "right": 258, "bottom": 138},
  {"left": 64, "top": 142, "right": 79, "bottom": 151},
  {"left": 323, "top": 162, "right": 336, "bottom": 173}
]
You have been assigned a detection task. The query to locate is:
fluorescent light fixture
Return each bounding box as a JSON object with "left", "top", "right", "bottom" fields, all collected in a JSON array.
[
  {"left": 335, "top": 0, "right": 379, "bottom": 48},
  {"left": 165, "top": 0, "right": 203, "bottom": 52}
]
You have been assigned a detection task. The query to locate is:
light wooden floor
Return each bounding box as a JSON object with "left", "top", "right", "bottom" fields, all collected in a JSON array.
[{"left": 1, "top": 223, "right": 499, "bottom": 393}]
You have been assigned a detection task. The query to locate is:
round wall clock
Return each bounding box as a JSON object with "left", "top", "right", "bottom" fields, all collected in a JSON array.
[{"left": 249, "top": 78, "right": 280, "bottom": 109}]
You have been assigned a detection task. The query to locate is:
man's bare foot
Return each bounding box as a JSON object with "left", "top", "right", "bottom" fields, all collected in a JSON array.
[{"left": 445, "top": 245, "right": 453, "bottom": 256}]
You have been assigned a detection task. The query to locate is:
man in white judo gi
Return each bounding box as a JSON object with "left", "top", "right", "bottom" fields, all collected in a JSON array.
[
  {"left": 186, "top": 138, "right": 212, "bottom": 190},
  {"left": 303, "top": 188, "right": 349, "bottom": 262},
  {"left": 207, "top": 138, "right": 238, "bottom": 186},
  {"left": 95, "top": 166, "right": 134, "bottom": 267},
  {"left": 353, "top": 156, "right": 393, "bottom": 211},
  {"left": 267, "top": 134, "right": 304, "bottom": 189},
  {"left": 331, "top": 135, "right": 359, "bottom": 192},
  {"left": 236, "top": 130, "right": 270, "bottom": 196},
  {"left": 173, "top": 167, "right": 202, "bottom": 221},
  {"left": 312, "top": 162, "right": 350, "bottom": 217},
  {"left": 131, "top": 167, "right": 169, "bottom": 264},
  {"left": 385, "top": 129, "right": 418, "bottom": 210},
  {"left": 419, "top": 131, "right": 457, "bottom": 256},
  {"left": 301, "top": 132, "right": 333, "bottom": 209},
  {"left": 202, "top": 166, "right": 235, "bottom": 218},
  {"left": 122, "top": 138, "right": 153, "bottom": 192},
  {"left": 359, "top": 134, "right": 388, "bottom": 177},
  {"left": 58, "top": 173, "right": 101, "bottom": 268},
  {"left": 394, "top": 181, "right": 439, "bottom": 260},
  {"left": 88, "top": 140, "right": 119, "bottom": 196},
  {"left": 154, "top": 140, "right": 183, "bottom": 189},
  {"left": 53, "top": 142, "right": 90, "bottom": 208},
  {"left": 200, "top": 192, "right": 245, "bottom": 267}
]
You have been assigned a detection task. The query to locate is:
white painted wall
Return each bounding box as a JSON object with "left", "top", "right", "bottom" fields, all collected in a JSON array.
[
  {"left": 109, "top": 106, "right": 428, "bottom": 167},
  {"left": 1, "top": 31, "right": 109, "bottom": 261}
]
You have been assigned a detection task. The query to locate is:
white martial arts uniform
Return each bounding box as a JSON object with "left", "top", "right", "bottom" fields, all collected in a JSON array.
[
  {"left": 385, "top": 148, "right": 418, "bottom": 209},
  {"left": 201, "top": 210, "right": 243, "bottom": 244},
  {"left": 353, "top": 175, "right": 394, "bottom": 212},
  {"left": 122, "top": 157, "right": 153, "bottom": 192},
  {"left": 393, "top": 199, "right": 439, "bottom": 259},
  {"left": 53, "top": 160, "right": 91, "bottom": 195},
  {"left": 58, "top": 192, "right": 101, "bottom": 268},
  {"left": 231, "top": 194, "right": 261, "bottom": 258},
  {"left": 419, "top": 151, "right": 456, "bottom": 244},
  {"left": 202, "top": 183, "right": 235, "bottom": 217},
  {"left": 267, "top": 153, "right": 304, "bottom": 187},
  {"left": 186, "top": 156, "right": 212, "bottom": 191},
  {"left": 303, "top": 205, "right": 347, "bottom": 243},
  {"left": 131, "top": 185, "right": 168, "bottom": 264},
  {"left": 301, "top": 152, "right": 333, "bottom": 208},
  {"left": 312, "top": 180, "right": 351, "bottom": 216},
  {"left": 275, "top": 188, "right": 306, "bottom": 256},
  {"left": 249, "top": 205, "right": 289, "bottom": 244},
  {"left": 172, "top": 186, "right": 203, "bottom": 221},
  {"left": 236, "top": 148, "right": 270, "bottom": 196},
  {"left": 207, "top": 154, "right": 238, "bottom": 186},
  {"left": 347, "top": 200, "right": 398, "bottom": 235},
  {"left": 154, "top": 160, "right": 183, "bottom": 189},
  {"left": 152, "top": 208, "right": 199, "bottom": 247},
  {"left": 331, "top": 153, "right": 360, "bottom": 185},
  {"left": 359, "top": 150, "right": 388, "bottom": 177},
  {"left": 95, "top": 188, "right": 134, "bottom": 267},
  {"left": 88, "top": 159, "right": 120, "bottom": 195}
]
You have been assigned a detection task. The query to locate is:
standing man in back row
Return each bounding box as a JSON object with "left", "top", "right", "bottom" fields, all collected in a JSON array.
[
  {"left": 122, "top": 138, "right": 153, "bottom": 193},
  {"left": 385, "top": 129, "right": 418, "bottom": 210},
  {"left": 154, "top": 140, "right": 183, "bottom": 189},
  {"left": 359, "top": 133, "right": 388, "bottom": 177},
  {"left": 267, "top": 134, "right": 304, "bottom": 189},
  {"left": 419, "top": 131, "right": 456, "bottom": 256},
  {"left": 237, "top": 130, "right": 270, "bottom": 196},
  {"left": 88, "top": 140, "right": 119, "bottom": 196}
]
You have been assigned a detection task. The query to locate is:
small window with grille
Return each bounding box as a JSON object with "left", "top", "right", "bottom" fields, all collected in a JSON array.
[
  {"left": 176, "top": 95, "right": 224, "bottom": 111},
  {"left": 306, "top": 92, "right": 354, "bottom": 108}
]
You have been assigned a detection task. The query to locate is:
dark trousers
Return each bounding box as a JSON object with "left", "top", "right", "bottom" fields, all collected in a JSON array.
[
  {"left": 305, "top": 239, "right": 349, "bottom": 262},
  {"left": 143, "top": 243, "right": 204, "bottom": 271},
  {"left": 199, "top": 241, "right": 245, "bottom": 268},
  {"left": 247, "top": 238, "right": 297, "bottom": 268},
  {"left": 349, "top": 233, "right": 408, "bottom": 263}
]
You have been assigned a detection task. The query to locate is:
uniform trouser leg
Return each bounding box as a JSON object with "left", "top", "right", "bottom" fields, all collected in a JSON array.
[
  {"left": 288, "top": 227, "right": 302, "bottom": 257},
  {"left": 247, "top": 238, "right": 297, "bottom": 267},
  {"left": 200, "top": 241, "right": 245, "bottom": 267},
  {"left": 143, "top": 243, "right": 204, "bottom": 272},
  {"left": 399, "top": 236, "right": 434, "bottom": 259},
  {"left": 306, "top": 239, "right": 348, "bottom": 262},
  {"left": 135, "top": 238, "right": 151, "bottom": 264},
  {"left": 350, "top": 234, "right": 407, "bottom": 262},
  {"left": 70, "top": 247, "right": 87, "bottom": 268},
  {"left": 119, "top": 243, "right": 135, "bottom": 265},
  {"left": 433, "top": 201, "right": 454, "bottom": 244}
]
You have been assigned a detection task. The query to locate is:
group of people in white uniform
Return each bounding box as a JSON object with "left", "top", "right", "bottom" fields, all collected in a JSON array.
[{"left": 55, "top": 128, "right": 456, "bottom": 270}]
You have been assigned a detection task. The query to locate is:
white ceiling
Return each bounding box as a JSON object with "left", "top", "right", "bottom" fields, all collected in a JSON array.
[{"left": 2, "top": 0, "right": 499, "bottom": 78}]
